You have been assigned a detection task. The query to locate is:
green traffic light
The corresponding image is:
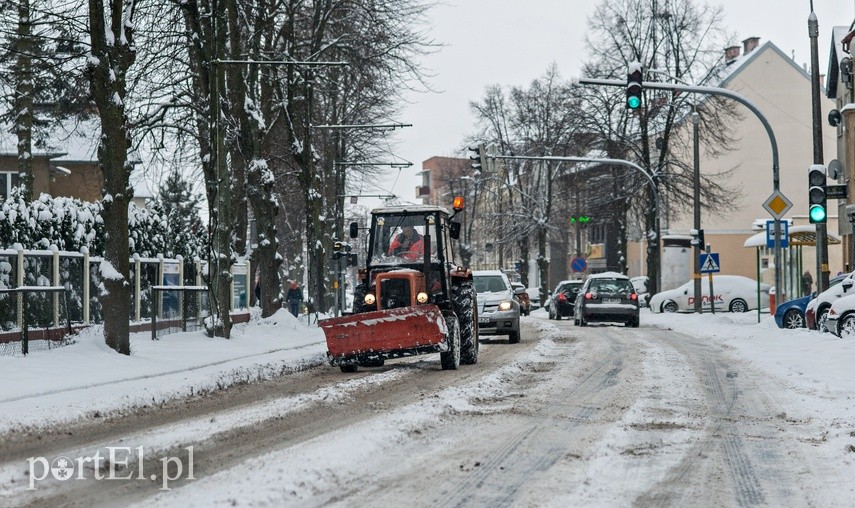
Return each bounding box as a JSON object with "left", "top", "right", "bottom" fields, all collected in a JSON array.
[
  {"left": 627, "top": 96, "right": 641, "bottom": 109},
  {"left": 809, "top": 204, "right": 827, "bottom": 223}
]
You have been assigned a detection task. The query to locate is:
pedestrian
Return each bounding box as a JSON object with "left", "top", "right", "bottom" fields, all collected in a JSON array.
[
  {"left": 286, "top": 280, "right": 303, "bottom": 317},
  {"left": 801, "top": 270, "right": 813, "bottom": 296}
]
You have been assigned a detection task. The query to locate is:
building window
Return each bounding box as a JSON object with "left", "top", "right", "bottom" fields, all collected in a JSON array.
[{"left": 0, "top": 172, "right": 19, "bottom": 200}]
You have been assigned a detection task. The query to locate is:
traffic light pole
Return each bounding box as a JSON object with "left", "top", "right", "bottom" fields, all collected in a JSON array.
[
  {"left": 809, "top": 8, "right": 829, "bottom": 293},
  {"left": 578, "top": 78, "right": 783, "bottom": 303},
  {"left": 490, "top": 154, "right": 661, "bottom": 295}
]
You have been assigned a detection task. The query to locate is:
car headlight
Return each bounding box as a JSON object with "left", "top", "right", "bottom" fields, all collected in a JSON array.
[
  {"left": 498, "top": 300, "right": 513, "bottom": 311},
  {"left": 417, "top": 292, "right": 429, "bottom": 303},
  {"left": 364, "top": 293, "right": 376, "bottom": 305}
]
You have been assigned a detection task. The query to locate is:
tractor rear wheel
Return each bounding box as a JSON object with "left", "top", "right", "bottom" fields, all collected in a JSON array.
[
  {"left": 453, "top": 282, "right": 479, "bottom": 365},
  {"left": 440, "top": 316, "right": 460, "bottom": 370}
]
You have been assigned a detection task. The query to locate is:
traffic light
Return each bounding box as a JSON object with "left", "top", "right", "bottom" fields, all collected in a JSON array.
[
  {"left": 690, "top": 228, "right": 704, "bottom": 247},
  {"left": 468, "top": 144, "right": 486, "bottom": 172},
  {"left": 808, "top": 164, "right": 827, "bottom": 224},
  {"left": 626, "top": 62, "right": 643, "bottom": 109}
]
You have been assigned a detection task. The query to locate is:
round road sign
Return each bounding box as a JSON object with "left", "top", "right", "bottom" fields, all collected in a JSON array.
[{"left": 570, "top": 257, "right": 587, "bottom": 273}]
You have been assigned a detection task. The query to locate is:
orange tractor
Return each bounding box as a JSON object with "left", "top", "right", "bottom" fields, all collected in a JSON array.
[{"left": 320, "top": 200, "right": 478, "bottom": 372}]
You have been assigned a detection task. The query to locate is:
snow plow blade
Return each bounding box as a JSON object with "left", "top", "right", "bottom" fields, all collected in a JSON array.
[{"left": 321, "top": 305, "right": 447, "bottom": 361}]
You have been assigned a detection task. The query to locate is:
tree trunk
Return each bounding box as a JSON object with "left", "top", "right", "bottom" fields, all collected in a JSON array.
[
  {"left": 87, "top": 0, "right": 136, "bottom": 354},
  {"left": 14, "top": 0, "right": 34, "bottom": 201},
  {"left": 208, "top": 0, "right": 232, "bottom": 337},
  {"left": 300, "top": 71, "right": 327, "bottom": 313},
  {"left": 228, "top": 0, "right": 282, "bottom": 318}
]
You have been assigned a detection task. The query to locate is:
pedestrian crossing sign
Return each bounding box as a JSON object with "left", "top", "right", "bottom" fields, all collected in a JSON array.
[{"left": 699, "top": 253, "right": 720, "bottom": 274}]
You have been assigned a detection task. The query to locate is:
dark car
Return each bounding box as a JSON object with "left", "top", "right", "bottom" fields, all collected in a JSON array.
[
  {"left": 775, "top": 274, "right": 848, "bottom": 329},
  {"left": 547, "top": 280, "right": 583, "bottom": 320},
  {"left": 574, "top": 272, "right": 640, "bottom": 327}
]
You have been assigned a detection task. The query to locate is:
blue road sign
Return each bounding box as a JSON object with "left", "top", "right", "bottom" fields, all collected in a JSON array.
[
  {"left": 699, "top": 253, "right": 721, "bottom": 274},
  {"left": 765, "top": 220, "right": 789, "bottom": 249},
  {"left": 570, "top": 257, "right": 587, "bottom": 273}
]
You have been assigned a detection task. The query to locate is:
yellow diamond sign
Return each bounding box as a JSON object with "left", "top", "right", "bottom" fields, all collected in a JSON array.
[{"left": 763, "top": 190, "right": 792, "bottom": 219}]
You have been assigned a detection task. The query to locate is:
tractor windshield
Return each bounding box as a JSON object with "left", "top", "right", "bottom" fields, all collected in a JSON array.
[{"left": 370, "top": 214, "right": 440, "bottom": 266}]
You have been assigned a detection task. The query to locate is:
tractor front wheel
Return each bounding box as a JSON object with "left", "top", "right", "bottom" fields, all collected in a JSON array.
[{"left": 453, "top": 282, "right": 479, "bottom": 365}]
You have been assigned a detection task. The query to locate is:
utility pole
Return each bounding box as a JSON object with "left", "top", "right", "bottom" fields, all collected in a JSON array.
[
  {"left": 692, "top": 112, "right": 702, "bottom": 313},
  {"left": 809, "top": 5, "right": 830, "bottom": 293}
]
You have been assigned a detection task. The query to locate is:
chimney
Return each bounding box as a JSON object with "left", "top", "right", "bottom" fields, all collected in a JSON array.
[
  {"left": 725, "top": 45, "right": 741, "bottom": 64},
  {"left": 742, "top": 36, "right": 760, "bottom": 55}
]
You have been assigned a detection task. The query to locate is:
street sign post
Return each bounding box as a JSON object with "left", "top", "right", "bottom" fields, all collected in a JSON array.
[
  {"left": 763, "top": 190, "right": 793, "bottom": 218},
  {"left": 699, "top": 253, "right": 720, "bottom": 274},
  {"left": 765, "top": 220, "right": 789, "bottom": 248}
]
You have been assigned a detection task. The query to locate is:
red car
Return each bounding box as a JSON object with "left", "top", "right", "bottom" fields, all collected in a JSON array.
[{"left": 511, "top": 283, "right": 531, "bottom": 316}]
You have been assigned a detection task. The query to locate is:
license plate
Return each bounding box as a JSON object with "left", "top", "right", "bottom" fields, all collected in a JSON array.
[
  {"left": 604, "top": 298, "right": 620, "bottom": 304},
  {"left": 479, "top": 317, "right": 490, "bottom": 324}
]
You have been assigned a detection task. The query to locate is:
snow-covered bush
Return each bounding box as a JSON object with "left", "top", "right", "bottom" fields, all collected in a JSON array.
[{"left": 0, "top": 189, "right": 207, "bottom": 259}]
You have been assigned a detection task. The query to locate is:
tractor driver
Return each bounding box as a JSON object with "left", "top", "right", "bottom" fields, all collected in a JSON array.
[{"left": 387, "top": 225, "right": 425, "bottom": 261}]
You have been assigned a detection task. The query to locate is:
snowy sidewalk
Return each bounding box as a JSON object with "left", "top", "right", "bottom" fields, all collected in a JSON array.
[{"left": 0, "top": 309, "right": 327, "bottom": 434}]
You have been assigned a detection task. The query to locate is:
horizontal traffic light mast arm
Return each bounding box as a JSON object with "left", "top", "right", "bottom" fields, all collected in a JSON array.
[
  {"left": 579, "top": 76, "right": 784, "bottom": 312},
  {"left": 577, "top": 78, "right": 780, "bottom": 188},
  {"left": 492, "top": 154, "right": 658, "bottom": 205}
]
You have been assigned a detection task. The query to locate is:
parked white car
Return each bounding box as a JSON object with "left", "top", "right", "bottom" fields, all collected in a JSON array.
[
  {"left": 806, "top": 272, "right": 855, "bottom": 331},
  {"left": 824, "top": 291, "right": 855, "bottom": 336},
  {"left": 649, "top": 275, "right": 770, "bottom": 313}
]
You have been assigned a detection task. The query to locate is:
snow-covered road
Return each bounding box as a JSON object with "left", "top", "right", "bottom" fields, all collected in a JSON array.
[{"left": 3, "top": 310, "right": 854, "bottom": 507}]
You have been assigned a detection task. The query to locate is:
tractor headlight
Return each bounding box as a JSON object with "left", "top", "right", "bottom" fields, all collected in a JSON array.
[
  {"left": 498, "top": 300, "right": 513, "bottom": 311},
  {"left": 417, "top": 292, "right": 429, "bottom": 304},
  {"left": 364, "top": 293, "right": 376, "bottom": 305}
]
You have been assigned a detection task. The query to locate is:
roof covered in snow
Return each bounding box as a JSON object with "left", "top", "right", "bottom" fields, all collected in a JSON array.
[{"left": 0, "top": 119, "right": 100, "bottom": 162}]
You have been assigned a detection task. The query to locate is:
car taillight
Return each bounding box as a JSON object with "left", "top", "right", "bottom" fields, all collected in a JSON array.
[
  {"left": 585, "top": 293, "right": 593, "bottom": 300},
  {"left": 558, "top": 293, "right": 567, "bottom": 302},
  {"left": 630, "top": 293, "right": 638, "bottom": 300}
]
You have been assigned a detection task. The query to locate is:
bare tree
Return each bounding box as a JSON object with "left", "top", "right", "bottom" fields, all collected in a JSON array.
[
  {"left": 577, "top": 0, "right": 741, "bottom": 294},
  {"left": 469, "top": 66, "right": 590, "bottom": 301}
]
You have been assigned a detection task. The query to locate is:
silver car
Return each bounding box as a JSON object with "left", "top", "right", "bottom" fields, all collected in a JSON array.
[{"left": 473, "top": 270, "right": 522, "bottom": 344}]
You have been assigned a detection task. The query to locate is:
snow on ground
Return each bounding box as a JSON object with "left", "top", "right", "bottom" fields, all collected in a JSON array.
[
  {"left": 0, "top": 308, "right": 328, "bottom": 435},
  {"left": 3, "top": 305, "right": 855, "bottom": 503},
  {"left": 2, "top": 306, "right": 855, "bottom": 438}
]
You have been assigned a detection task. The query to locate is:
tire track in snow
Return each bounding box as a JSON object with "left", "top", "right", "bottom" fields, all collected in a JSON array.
[{"left": 434, "top": 327, "right": 630, "bottom": 507}]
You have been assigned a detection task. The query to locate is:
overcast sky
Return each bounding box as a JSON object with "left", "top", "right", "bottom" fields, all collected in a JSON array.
[{"left": 359, "top": 0, "right": 854, "bottom": 208}]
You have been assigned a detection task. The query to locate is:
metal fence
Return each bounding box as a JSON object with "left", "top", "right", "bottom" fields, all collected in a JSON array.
[
  {"left": 0, "top": 286, "right": 73, "bottom": 355},
  {"left": 0, "top": 246, "right": 252, "bottom": 355}
]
